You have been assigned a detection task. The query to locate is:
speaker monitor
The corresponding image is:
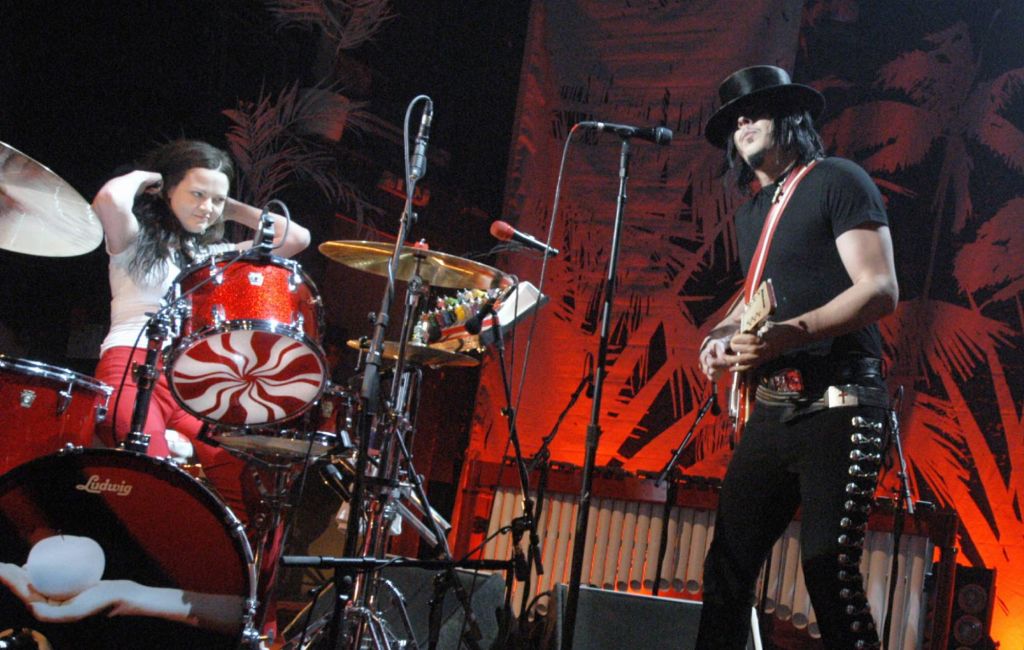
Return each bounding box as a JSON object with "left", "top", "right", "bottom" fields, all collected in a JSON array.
[
  {"left": 553, "top": 584, "right": 755, "bottom": 650},
  {"left": 948, "top": 565, "right": 996, "bottom": 650}
]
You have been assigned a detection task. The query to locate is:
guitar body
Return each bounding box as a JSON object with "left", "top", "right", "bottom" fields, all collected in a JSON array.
[{"left": 727, "top": 279, "right": 777, "bottom": 439}]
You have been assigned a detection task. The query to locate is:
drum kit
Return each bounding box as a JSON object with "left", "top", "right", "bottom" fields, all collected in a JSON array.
[{"left": 0, "top": 141, "right": 540, "bottom": 649}]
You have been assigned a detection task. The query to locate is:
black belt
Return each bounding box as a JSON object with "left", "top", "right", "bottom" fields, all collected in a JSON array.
[{"left": 754, "top": 357, "right": 888, "bottom": 421}]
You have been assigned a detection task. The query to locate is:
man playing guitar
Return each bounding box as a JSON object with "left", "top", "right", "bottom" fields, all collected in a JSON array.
[{"left": 695, "top": 66, "right": 898, "bottom": 649}]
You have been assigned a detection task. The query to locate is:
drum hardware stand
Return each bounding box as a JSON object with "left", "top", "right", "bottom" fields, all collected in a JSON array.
[
  {"left": 647, "top": 387, "right": 718, "bottom": 597},
  {"left": 123, "top": 311, "right": 175, "bottom": 453},
  {"left": 563, "top": 136, "right": 633, "bottom": 650},
  {"left": 279, "top": 557, "right": 512, "bottom": 650}
]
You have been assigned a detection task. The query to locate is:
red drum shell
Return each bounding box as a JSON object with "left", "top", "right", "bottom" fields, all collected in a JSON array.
[
  {"left": 0, "top": 448, "right": 254, "bottom": 649},
  {"left": 166, "top": 253, "right": 326, "bottom": 427},
  {"left": 0, "top": 355, "right": 111, "bottom": 475}
]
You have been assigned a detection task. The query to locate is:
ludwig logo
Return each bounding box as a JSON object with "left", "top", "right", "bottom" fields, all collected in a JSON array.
[{"left": 76, "top": 475, "right": 133, "bottom": 497}]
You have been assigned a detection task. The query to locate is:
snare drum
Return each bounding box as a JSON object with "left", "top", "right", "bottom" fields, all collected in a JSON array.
[
  {"left": 165, "top": 253, "right": 327, "bottom": 428},
  {"left": 210, "top": 383, "right": 356, "bottom": 462},
  {"left": 0, "top": 448, "right": 256, "bottom": 649},
  {"left": 0, "top": 355, "right": 112, "bottom": 475}
]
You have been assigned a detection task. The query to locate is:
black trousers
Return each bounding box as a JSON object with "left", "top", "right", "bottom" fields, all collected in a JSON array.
[{"left": 694, "top": 401, "right": 887, "bottom": 649}]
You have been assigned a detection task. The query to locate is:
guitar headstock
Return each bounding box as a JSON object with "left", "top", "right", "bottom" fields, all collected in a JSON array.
[{"left": 740, "top": 279, "right": 777, "bottom": 334}]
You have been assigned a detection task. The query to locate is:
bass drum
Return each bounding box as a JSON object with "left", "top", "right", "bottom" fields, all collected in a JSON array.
[{"left": 0, "top": 449, "right": 255, "bottom": 649}]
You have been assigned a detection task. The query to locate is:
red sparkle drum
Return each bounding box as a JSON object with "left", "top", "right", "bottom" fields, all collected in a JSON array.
[
  {"left": 0, "top": 448, "right": 256, "bottom": 649},
  {"left": 165, "top": 252, "right": 327, "bottom": 428},
  {"left": 0, "top": 355, "right": 112, "bottom": 475}
]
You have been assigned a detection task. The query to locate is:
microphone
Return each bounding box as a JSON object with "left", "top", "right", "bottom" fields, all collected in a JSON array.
[
  {"left": 578, "top": 120, "right": 673, "bottom": 146},
  {"left": 463, "top": 292, "right": 503, "bottom": 336},
  {"left": 409, "top": 99, "right": 433, "bottom": 181},
  {"left": 490, "top": 220, "right": 559, "bottom": 257},
  {"left": 710, "top": 381, "right": 721, "bottom": 416}
]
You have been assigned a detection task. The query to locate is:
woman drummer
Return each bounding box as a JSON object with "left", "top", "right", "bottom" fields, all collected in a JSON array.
[{"left": 92, "top": 138, "right": 309, "bottom": 465}]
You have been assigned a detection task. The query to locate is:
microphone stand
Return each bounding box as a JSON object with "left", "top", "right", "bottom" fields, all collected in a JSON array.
[
  {"left": 332, "top": 95, "right": 430, "bottom": 649},
  {"left": 882, "top": 386, "right": 913, "bottom": 647},
  {"left": 525, "top": 362, "right": 592, "bottom": 476},
  {"left": 649, "top": 389, "right": 718, "bottom": 597},
  {"left": 485, "top": 305, "right": 546, "bottom": 635},
  {"left": 563, "top": 137, "right": 632, "bottom": 650}
]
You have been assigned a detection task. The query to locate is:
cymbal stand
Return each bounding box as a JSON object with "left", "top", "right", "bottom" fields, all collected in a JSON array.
[
  {"left": 341, "top": 256, "right": 429, "bottom": 650},
  {"left": 249, "top": 454, "right": 307, "bottom": 640}
]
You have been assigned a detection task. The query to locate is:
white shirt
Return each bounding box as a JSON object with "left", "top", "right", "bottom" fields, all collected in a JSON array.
[{"left": 100, "top": 239, "right": 237, "bottom": 353}]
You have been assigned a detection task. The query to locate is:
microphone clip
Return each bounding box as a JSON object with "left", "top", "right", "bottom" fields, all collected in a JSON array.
[{"left": 253, "top": 206, "right": 276, "bottom": 254}]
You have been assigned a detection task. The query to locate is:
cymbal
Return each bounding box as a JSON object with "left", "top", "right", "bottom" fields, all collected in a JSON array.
[
  {"left": 347, "top": 339, "right": 479, "bottom": 368},
  {"left": 0, "top": 141, "right": 103, "bottom": 257},
  {"left": 319, "top": 240, "right": 505, "bottom": 290}
]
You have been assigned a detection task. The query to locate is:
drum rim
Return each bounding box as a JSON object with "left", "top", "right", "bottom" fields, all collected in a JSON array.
[
  {"left": 172, "top": 249, "right": 320, "bottom": 293},
  {"left": 0, "top": 353, "right": 113, "bottom": 396},
  {"left": 0, "top": 447, "right": 257, "bottom": 602},
  {"left": 164, "top": 325, "right": 329, "bottom": 426},
  {"left": 169, "top": 250, "right": 327, "bottom": 353}
]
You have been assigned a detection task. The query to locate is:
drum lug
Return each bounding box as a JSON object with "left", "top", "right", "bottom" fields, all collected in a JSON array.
[
  {"left": 210, "top": 257, "right": 224, "bottom": 284},
  {"left": 19, "top": 389, "right": 37, "bottom": 408},
  {"left": 293, "top": 312, "right": 305, "bottom": 331},
  {"left": 212, "top": 304, "right": 226, "bottom": 327},
  {"left": 288, "top": 267, "right": 302, "bottom": 293},
  {"left": 57, "top": 385, "right": 73, "bottom": 415}
]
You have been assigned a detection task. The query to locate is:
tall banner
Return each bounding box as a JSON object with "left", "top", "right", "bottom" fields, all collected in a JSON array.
[{"left": 467, "top": 0, "right": 1024, "bottom": 645}]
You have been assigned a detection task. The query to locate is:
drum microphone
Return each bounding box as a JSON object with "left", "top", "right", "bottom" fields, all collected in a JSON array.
[
  {"left": 409, "top": 98, "right": 433, "bottom": 182},
  {"left": 490, "top": 220, "right": 559, "bottom": 257},
  {"left": 463, "top": 293, "right": 502, "bottom": 336},
  {"left": 253, "top": 205, "right": 275, "bottom": 253},
  {"left": 577, "top": 120, "right": 674, "bottom": 146}
]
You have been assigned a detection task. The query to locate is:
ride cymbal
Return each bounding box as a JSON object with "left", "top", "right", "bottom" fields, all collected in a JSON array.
[
  {"left": 0, "top": 141, "right": 103, "bottom": 256},
  {"left": 319, "top": 240, "right": 505, "bottom": 290}
]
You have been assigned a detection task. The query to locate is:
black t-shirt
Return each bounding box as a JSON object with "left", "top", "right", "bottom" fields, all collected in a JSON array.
[{"left": 735, "top": 157, "right": 888, "bottom": 368}]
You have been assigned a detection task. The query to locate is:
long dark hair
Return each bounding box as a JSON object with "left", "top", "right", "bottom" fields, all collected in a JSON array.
[
  {"left": 723, "top": 109, "right": 825, "bottom": 192},
  {"left": 128, "top": 140, "right": 235, "bottom": 282}
]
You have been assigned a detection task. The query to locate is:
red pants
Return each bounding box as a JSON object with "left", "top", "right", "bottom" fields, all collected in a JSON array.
[{"left": 93, "top": 346, "right": 254, "bottom": 517}]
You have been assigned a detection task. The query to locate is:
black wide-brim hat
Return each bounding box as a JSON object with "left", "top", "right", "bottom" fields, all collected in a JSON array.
[{"left": 705, "top": 65, "right": 825, "bottom": 148}]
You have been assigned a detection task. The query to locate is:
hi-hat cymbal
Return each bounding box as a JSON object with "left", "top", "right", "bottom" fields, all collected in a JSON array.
[
  {"left": 347, "top": 339, "right": 479, "bottom": 368},
  {"left": 0, "top": 141, "right": 104, "bottom": 257},
  {"left": 319, "top": 240, "right": 505, "bottom": 290}
]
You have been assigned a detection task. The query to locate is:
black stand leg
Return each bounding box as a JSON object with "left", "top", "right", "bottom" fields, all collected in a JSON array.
[{"left": 563, "top": 138, "right": 632, "bottom": 650}]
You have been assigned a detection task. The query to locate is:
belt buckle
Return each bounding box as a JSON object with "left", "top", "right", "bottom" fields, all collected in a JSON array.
[{"left": 768, "top": 368, "right": 804, "bottom": 393}]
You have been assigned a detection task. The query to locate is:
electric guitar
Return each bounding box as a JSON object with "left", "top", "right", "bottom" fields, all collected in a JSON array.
[{"left": 728, "top": 279, "right": 777, "bottom": 438}]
